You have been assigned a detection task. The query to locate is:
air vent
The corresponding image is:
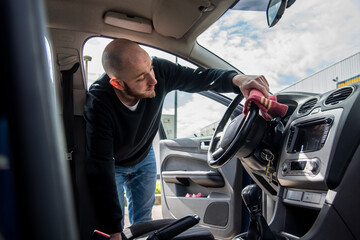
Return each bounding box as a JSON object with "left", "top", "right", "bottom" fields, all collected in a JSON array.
[
  {"left": 325, "top": 87, "right": 353, "bottom": 105},
  {"left": 298, "top": 98, "right": 318, "bottom": 114}
]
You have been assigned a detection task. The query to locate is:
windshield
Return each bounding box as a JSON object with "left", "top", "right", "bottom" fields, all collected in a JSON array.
[{"left": 198, "top": 0, "right": 360, "bottom": 94}]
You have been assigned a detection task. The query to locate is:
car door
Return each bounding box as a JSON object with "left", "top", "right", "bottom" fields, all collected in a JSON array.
[{"left": 159, "top": 90, "right": 250, "bottom": 239}]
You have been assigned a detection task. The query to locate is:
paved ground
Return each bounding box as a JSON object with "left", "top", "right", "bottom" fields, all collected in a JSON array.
[{"left": 123, "top": 205, "right": 163, "bottom": 228}]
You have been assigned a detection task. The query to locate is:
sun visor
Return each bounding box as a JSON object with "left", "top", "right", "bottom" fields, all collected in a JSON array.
[{"left": 153, "top": 0, "right": 212, "bottom": 39}]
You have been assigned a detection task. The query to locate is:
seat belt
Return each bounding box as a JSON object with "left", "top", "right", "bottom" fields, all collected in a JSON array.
[{"left": 61, "top": 62, "right": 80, "bottom": 160}]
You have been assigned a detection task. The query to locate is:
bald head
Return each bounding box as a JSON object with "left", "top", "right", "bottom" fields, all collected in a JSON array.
[{"left": 102, "top": 39, "right": 148, "bottom": 79}]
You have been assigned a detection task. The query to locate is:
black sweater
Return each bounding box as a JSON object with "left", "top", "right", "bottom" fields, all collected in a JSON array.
[{"left": 83, "top": 57, "right": 239, "bottom": 233}]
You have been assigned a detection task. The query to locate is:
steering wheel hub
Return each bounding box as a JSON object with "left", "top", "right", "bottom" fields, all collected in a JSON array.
[{"left": 208, "top": 95, "right": 265, "bottom": 168}]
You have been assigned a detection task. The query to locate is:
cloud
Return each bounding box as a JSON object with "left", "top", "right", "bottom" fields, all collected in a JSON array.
[{"left": 198, "top": 0, "right": 360, "bottom": 93}]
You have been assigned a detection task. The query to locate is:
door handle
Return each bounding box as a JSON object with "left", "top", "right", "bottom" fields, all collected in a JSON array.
[{"left": 200, "top": 141, "right": 210, "bottom": 150}]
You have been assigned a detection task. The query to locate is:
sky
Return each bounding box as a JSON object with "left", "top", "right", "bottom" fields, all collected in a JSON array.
[{"left": 83, "top": 0, "right": 360, "bottom": 138}]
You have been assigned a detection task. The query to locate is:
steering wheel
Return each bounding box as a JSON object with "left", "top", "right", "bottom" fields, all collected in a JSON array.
[{"left": 208, "top": 94, "right": 260, "bottom": 168}]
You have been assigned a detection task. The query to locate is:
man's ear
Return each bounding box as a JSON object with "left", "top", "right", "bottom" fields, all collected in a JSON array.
[{"left": 109, "top": 79, "right": 125, "bottom": 90}]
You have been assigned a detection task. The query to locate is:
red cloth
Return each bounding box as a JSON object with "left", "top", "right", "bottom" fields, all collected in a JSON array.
[
  {"left": 185, "top": 192, "right": 204, "bottom": 198},
  {"left": 243, "top": 89, "right": 288, "bottom": 121}
]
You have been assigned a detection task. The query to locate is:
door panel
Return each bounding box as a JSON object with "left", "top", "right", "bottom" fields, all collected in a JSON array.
[{"left": 160, "top": 137, "right": 245, "bottom": 239}]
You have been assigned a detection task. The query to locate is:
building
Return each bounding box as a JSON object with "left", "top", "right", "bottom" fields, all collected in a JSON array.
[
  {"left": 161, "top": 114, "right": 175, "bottom": 139},
  {"left": 280, "top": 52, "right": 360, "bottom": 93},
  {"left": 200, "top": 121, "right": 219, "bottom": 137}
]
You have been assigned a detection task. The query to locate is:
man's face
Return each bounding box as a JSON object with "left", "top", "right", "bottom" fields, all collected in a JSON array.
[{"left": 118, "top": 53, "right": 157, "bottom": 99}]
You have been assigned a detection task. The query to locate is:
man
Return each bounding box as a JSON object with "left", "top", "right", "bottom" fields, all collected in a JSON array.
[{"left": 84, "top": 38, "right": 270, "bottom": 240}]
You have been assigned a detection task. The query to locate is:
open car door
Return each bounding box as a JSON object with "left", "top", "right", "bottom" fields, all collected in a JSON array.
[{"left": 159, "top": 91, "right": 249, "bottom": 239}]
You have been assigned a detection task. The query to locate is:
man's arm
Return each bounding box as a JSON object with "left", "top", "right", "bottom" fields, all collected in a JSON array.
[
  {"left": 232, "top": 74, "right": 270, "bottom": 98},
  {"left": 154, "top": 57, "right": 239, "bottom": 94},
  {"left": 154, "top": 57, "right": 270, "bottom": 97}
]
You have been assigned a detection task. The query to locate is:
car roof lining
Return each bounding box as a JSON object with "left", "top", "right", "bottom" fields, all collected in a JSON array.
[{"left": 45, "top": 0, "right": 237, "bottom": 57}]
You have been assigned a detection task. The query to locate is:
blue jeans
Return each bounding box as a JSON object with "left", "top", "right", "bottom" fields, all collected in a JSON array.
[{"left": 115, "top": 146, "right": 157, "bottom": 228}]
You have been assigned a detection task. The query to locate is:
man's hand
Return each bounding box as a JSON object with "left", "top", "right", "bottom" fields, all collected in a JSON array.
[
  {"left": 110, "top": 232, "right": 122, "bottom": 240},
  {"left": 232, "top": 75, "right": 270, "bottom": 98}
]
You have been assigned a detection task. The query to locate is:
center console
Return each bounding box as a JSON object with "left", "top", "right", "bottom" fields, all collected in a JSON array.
[
  {"left": 269, "top": 108, "right": 344, "bottom": 239},
  {"left": 277, "top": 108, "right": 343, "bottom": 191}
]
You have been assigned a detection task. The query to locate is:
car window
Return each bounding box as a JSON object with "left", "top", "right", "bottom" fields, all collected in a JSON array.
[
  {"left": 83, "top": 37, "right": 228, "bottom": 139},
  {"left": 162, "top": 92, "right": 227, "bottom": 139},
  {"left": 197, "top": 0, "right": 360, "bottom": 94},
  {"left": 83, "top": 37, "right": 112, "bottom": 87},
  {"left": 83, "top": 37, "right": 178, "bottom": 88}
]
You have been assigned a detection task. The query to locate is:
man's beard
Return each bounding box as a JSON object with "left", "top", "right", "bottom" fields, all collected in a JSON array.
[{"left": 123, "top": 82, "right": 156, "bottom": 99}]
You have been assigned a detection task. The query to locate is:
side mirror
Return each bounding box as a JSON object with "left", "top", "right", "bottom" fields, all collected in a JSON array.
[{"left": 266, "top": 0, "right": 287, "bottom": 27}]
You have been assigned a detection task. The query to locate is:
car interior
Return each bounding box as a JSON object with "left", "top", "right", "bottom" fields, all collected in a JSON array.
[{"left": 1, "top": 0, "right": 360, "bottom": 239}]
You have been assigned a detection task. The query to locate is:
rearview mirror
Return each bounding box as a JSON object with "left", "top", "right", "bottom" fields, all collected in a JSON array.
[{"left": 266, "top": 0, "right": 287, "bottom": 27}]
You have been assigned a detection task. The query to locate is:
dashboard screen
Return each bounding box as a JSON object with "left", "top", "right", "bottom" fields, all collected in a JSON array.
[
  {"left": 290, "top": 161, "right": 307, "bottom": 170},
  {"left": 293, "top": 123, "right": 327, "bottom": 152}
]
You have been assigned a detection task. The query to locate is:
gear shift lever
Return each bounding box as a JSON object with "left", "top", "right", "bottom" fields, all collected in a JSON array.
[
  {"left": 241, "top": 184, "right": 275, "bottom": 240},
  {"left": 242, "top": 184, "right": 262, "bottom": 214}
]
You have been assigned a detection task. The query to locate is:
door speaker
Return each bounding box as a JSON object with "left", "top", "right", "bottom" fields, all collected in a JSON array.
[{"left": 203, "top": 202, "right": 229, "bottom": 226}]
